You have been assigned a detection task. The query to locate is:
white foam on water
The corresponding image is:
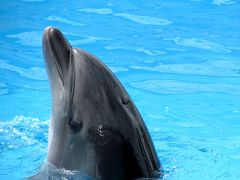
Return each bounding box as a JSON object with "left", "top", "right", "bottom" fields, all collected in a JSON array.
[
  {"left": 0, "top": 115, "right": 49, "bottom": 148},
  {"left": 0, "top": 116, "right": 49, "bottom": 178}
]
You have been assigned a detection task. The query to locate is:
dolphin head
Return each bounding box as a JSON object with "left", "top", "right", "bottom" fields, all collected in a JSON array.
[
  {"left": 43, "top": 27, "right": 134, "bottom": 131},
  {"left": 42, "top": 27, "right": 160, "bottom": 179},
  {"left": 43, "top": 26, "right": 137, "bottom": 160}
]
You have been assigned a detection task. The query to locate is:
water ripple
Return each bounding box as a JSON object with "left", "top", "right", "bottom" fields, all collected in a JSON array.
[
  {"left": 6, "top": 31, "right": 110, "bottom": 47},
  {"left": 105, "top": 46, "right": 166, "bottom": 56},
  {"left": 45, "top": 16, "right": 86, "bottom": 26},
  {"left": 77, "top": 9, "right": 172, "bottom": 26},
  {"left": 131, "top": 80, "right": 240, "bottom": 95},
  {"left": 114, "top": 13, "right": 173, "bottom": 26},
  {"left": 212, "top": 0, "right": 236, "bottom": 5},
  {"left": 131, "top": 60, "right": 240, "bottom": 77},
  {"left": 0, "top": 89, "right": 8, "bottom": 95},
  {"left": 0, "top": 83, "right": 6, "bottom": 87},
  {"left": 109, "top": 66, "right": 129, "bottom": 73},
  {"left": 0, "top": 59, "right": 47, "bottom": 80},
  {"left": 0, "top": 83, "right": 8, "bottom": 95},
  {"left": 165, "top": 37, "right": 232, "bottom": 53},
  {"left": 70, "top": 36, "right": 111, "bottom": 45},
  {"left": 6, "top": 31, "right": 42, "bottom": 47},
  {"left": 78, "top": 8, "right": 113, "bottom": 15},
  {"left": 21, "top": 0, "right": 45, "bottom": 2}
]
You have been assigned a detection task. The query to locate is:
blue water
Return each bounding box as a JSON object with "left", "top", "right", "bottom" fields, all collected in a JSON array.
[{"left": 0, "top": 0, "right": 240, "bottom": 179}]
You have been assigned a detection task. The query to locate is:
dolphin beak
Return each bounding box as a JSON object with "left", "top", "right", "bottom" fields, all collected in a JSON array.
[{"left": 43, "top": 27, "right": 71, "bottom": 84}]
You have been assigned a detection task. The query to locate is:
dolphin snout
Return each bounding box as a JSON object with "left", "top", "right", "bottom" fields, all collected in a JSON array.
[
  {"left": 43, "top": 26, "right": 71, "bottom": 57},
  {"left": 43, "top": 27, "right": 72, "bottom": 83}
]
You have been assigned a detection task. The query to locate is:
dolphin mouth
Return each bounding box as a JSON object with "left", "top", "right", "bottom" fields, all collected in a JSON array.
[{"left": 43, "top": 27, "right": 72, "bottom": 84}]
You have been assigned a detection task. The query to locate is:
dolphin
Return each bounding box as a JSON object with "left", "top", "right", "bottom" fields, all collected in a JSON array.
[{"left": 34, "top": 27, "right": 162, "bottom": 179}]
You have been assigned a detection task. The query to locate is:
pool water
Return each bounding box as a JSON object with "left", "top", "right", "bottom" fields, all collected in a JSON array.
[{"left": 0, "top": 0, "right": 240, "bottom": 179}]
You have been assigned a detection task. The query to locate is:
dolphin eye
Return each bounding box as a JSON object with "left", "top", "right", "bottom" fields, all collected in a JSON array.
[
  {"left": 69, "top": 119, "right": 82, "bottom": 132},
  {"left": 121, "top": 95, "right": 129, "bottom": 105}
]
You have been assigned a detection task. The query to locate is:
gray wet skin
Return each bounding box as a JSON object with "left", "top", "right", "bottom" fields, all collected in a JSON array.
[{"left": 42, "top": 27, "right": 162, "bottom": 180}]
